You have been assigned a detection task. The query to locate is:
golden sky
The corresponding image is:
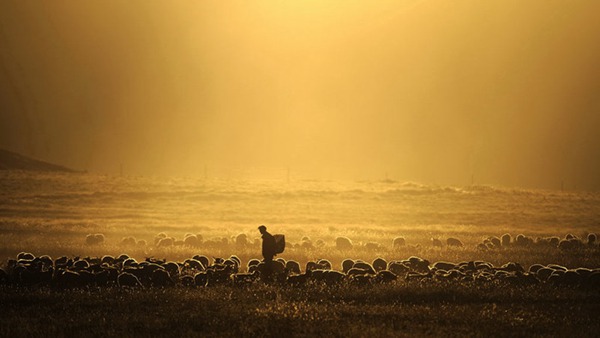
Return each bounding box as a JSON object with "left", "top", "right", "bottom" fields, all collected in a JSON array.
[{"left": 1, "top": 1, "right": 599, "bottom": 189}]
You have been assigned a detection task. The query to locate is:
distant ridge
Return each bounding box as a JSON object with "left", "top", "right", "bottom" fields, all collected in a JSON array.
[{"left": 0, "top": 148, "right": 77, "bottom": 172}]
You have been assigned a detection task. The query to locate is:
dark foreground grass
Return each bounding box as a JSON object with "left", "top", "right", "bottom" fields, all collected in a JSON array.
[{"left": 2, "top": 281, "right": 599, "bottom": 337}]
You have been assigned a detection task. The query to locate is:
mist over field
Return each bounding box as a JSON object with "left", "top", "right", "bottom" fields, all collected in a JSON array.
[
  {"left": 1, "top": 1, "right": 600, "bottom": 189},
  {"left": 1, "top": 171, "right": 598, "bottom": 262}
]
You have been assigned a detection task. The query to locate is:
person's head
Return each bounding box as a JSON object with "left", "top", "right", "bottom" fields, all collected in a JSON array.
[{"left": 258, "top": 225, "right": 267, "bottom": 234}]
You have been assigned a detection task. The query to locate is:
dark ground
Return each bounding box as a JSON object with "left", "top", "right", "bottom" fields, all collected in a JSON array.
[{"left": 2, "top": 281, "right": 599, "bottom": 337}]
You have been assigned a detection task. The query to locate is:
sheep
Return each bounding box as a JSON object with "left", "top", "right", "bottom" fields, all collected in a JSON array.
[
  {"left": 37, "top": 255, "right": 53, "bottom": 268},
  {"left": 392, "top": 237, "right": 406, "bottom": 249},
  {"left": 17, "top": 252, "right": 35, "bottom": 261},
  {"left": 446, "top": 237, "right": 463, "bottom": 247},
  {"left": 229, "top": 255, "right": 241, "bottom": 268},
  {"left": 475, "top": 261, "right": 494, "bottom": 271},
  {"left": 223, "top": 259, "right": 239, "bottom": 274},
  {"left": 335, "top": 237, "right": 353, "bottom": 250},
  {"left": 287, "top": 271, "right": 311, "bottom": 286},
  {"left": 498, "top": 262, "right": 524, "bottom": 273},
  {"left": 305, "top": 261, "right": 319, "bottom": 272},
  {"left": 387, "top": 261, "right": 410, "bottom": 276},
  {"left": 352, "top": 262, "right": 376, "bottom": 275},
  {"left": 402, "top": 257, "right": 430, "bottom": 273},
  {"left": 528, "top": 264, "right": 545, "bottom": 274},
  {"left": 117, "top": 272, "right": 143, "bottom": 288},
  {"left": 247, "top": 259, "right": 261, "bottom": 271},
  {"left": 285, "top": 260, "right": 301, "bottom": 275},
  {"left": 501, "top": 233, "right": 512, "bottom": 247},
  {"left": 151, "top": 269, "right": 175, "bottom": 287},
  {"left": 341, "top": 259, "right": 355, "bottom": 273},
  {"left": 432, "top": 261, "right": 457, "bottom": 271},
  {"left": 72, "top": 260, "right": 90, "bottom": 270},
  {"left": 85, "top": 233, "right": 105, "bottom": 246},
  {"left": 183, "top": 234, "right": 201, "bottom": 247},
  {"left": 120, "top": 236, "right": 136, "bottom": 247},
  {"left": 154, "top": 232, "right": 168, "bottom": 246},
  {"left": 56, "top": 270, "right": 83, "bottom": 289},
  {"left": 93, "top": 269, "right": 113, "bottom": 287},
  {"left": 558, "top": 239, "right": 573, "bottom": 250},
  {"left": 322, "top": 270, "right": 346, "bottom": 285},
  {"left": 308, "top": 269, "right": 327, "bottom": 282},
  {"left": 547, "top": 264, "right": 567, "bottom": 271},
  {"left": 54, "top": 256, "right": 68, "bottom": 268},
  {"left": 116, "top": 254, "right": 130, "bottom": 261},
  {"left": 457, "top": 261, "right": 477, "bottom": 272},
  {"left": 235, "top": 233, "right": 248, "bottom": 248},
  {"left": 535, "top": 236, "right": 560, "bottom": 247},
  {"left": 587, "top": 233, "right": 596, "bottom": 245},
  {"left": 372, "top": 258, "right": 387, "bottom": 272},
  {"left": 101, "top": 255, "right": 115, "bottom": 265},
  {"left": 162, "top": 262, "right": 180, "bottom": 277},
  {"left": 557, "top": 238, "right": 583, "bottom": 251},
  {"left": 317, "top": 259, "right": 332, "bottom": 270},
  {"left": 193, "top": 255, "right": 210, "bottom": 269},
  {"left": 231, "top": 271, "right": 259, "bottom": 286},
  {"left": 346, "top": 267, "right": 371, "bottom": 277},
  {"left": 183, "top": 259, "right": 205, "bottom": 271},
  {"left": 513, "top": 234, "right": 530, "bottom": 246},
  {"left": 548, "top": 237, "right": 560, "bottom": 247},
  {"left": 205, "top": 266, "right": 234, "bottom": 286},
  {"left": 194, "top": 272, "right": 208, "bottom": 287},
  {"left": 374, "top": 270, "right": 397, "bottom": 283},
  {"left": 575, "top": 268, "right": 594, "bottom": 277},
  {"left": 123, "top": 258, "right": 138, "bottom": 267},
  {"left": 349, "top": 274, "right": 373, "bottom": 286},
  {"left": 431, "top": 238, "right": 443, "bottom": 248},
  {"left": 489, "top": 236, "right": 501, "bottom": 248}
]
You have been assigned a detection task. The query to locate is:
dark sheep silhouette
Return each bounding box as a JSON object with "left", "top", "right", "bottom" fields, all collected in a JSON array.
[
  {"left": 372, "top": 258, "right": 387, "bottom": 272},
  {"left": 446, "top": 238, "right": 463, "bottom": 247},
  {"left": 118, "top": 272, "right": 143, "bottom": 288},
  {"left": 341, "top": 259, "right": 355, "bottom": 273},
  {"left": 392, "top": 237, "right": 406, "bottom": 248}
]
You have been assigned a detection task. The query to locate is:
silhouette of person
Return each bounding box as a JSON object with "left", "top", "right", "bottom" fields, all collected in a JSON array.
[
  {"left": 258, "top": 225, "right": 277, "bottom": 281},
  {"left": 258, "top": 225, "right": 277, "bottom": 263}
]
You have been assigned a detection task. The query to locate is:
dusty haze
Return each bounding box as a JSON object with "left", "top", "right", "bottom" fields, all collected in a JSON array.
[{"left": 1, "top": 1, "right": 599, "bottom": 189}]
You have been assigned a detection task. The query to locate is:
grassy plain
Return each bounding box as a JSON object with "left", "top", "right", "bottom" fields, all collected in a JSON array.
[
  {"left": 2, "top": 282, "right": 599, "bottom": 337},
  {"left": 1, "top": 172, "right": 599, "bottom": 336}
]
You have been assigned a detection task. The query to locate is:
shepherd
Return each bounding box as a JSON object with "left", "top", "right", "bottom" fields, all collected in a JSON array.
[
  {"left": 258, "top": 225, "right": 285, "bottom": 282},
  {"left": 258, "top": 225, "right": 277, "bottom": 264}
]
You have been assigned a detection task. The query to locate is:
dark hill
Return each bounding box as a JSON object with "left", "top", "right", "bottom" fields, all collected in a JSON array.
[{"left": 0, "top": 148, "right": 77, "bottom": 172}]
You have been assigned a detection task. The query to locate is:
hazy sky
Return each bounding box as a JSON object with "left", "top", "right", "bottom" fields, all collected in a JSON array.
[{"left": 1, "top": 1, "right": 599, "bottom": 189}]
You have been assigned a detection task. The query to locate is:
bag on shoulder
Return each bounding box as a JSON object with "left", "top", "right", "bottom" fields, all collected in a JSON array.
[{"left": 273, "top": 234, "right": 285, "bottom": 254}]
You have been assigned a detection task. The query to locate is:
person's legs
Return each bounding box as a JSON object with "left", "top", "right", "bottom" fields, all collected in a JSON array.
[{"left": 263, "top": 255, "right": 273, "bottom": 282}]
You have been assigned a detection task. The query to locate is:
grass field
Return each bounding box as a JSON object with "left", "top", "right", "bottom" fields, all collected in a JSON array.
[{"left": 1, "top": 171, "right": 599, "bottom": 336}]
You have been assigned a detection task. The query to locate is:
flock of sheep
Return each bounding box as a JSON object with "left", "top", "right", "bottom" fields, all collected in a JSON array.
[
  {"left": 84, "top": 231, "right": 598, "bottom": 252},
  {"left": 3, "top": 231, "right": 595, "bottom": 290},
  {"left": 2, "top": 250, "right": 599, "bottom": 290},
  {"left": 476, "top": 233, "right": 597, "bottom": 251}
]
